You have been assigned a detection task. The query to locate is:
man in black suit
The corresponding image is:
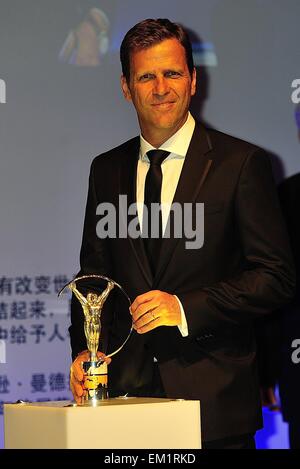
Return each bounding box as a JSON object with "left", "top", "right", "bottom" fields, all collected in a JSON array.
[
  {"left": 256, "top": 173, "right": 300, "bottom": 449},
  {"left": 69, "top": 18, "right": 295, "bottom": 448},
  {"left": 252, "top": 104, "right": 300, "bottom": 448},
  {"left": 277, "top": 173, "right": 300, "bottom": 448}
]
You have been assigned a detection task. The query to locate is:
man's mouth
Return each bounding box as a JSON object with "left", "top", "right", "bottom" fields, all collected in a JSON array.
[{"left": 151, "top": 102, "right": 176, "bottom": 110}]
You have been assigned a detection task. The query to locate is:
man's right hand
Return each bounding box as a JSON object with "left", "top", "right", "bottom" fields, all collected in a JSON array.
[{"left": 70, "top": 350, "right": 111, "bottom": 404}]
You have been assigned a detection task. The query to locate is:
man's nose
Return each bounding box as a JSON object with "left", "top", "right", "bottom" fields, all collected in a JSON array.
[{"left": 153, "top": 77, "right": 170, "bottom": 97}]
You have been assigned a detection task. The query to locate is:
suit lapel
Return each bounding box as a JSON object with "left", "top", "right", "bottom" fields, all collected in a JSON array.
[
  {"left": 118, "top": 137, "right": 153, "bottom": 286},
  {"left": 153, "top": 123, "right": 214, "bottom": 285}
]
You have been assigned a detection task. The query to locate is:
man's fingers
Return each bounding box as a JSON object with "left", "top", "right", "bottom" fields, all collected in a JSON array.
[
  {"left": 133, "top": 308, "right": 158, "bottom": 329},
  {"left": 72, "top": 351, "right": 90, "bottom": 381},
  {"left": 70, "top": 374, "right": 84, "bottom": 404},
  {"left": 97, "top": 351, "right": 112, "bottom": 364},
  {"left": 72, "top": 389, "right": 83, "bottom": 405},
  {"left": 135, "top": 315, "right": 162, "bottom": 334},
  {"left": 72, "top": 361, "right": 84, "bottom": 382},
  {"left": 131, "top": 300, "right": 160, "bottom": 323},
  {"left": 71, "top": 380, "right": 84, "bottom": 397},
  {"left": 70, "top": 351, "right": 88, "bottom": 401},
  {"left": 130, "top": 290, "right": 160, "bottom": 314}
]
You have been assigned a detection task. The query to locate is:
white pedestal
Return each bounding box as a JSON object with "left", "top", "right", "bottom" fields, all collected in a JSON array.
[{"left": 4, "top": 397, "right": 201, "bottom": 449}]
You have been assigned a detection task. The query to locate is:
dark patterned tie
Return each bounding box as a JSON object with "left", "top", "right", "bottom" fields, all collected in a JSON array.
[{"left": 143, "top": 149, "right": 170, "bottom": 275}]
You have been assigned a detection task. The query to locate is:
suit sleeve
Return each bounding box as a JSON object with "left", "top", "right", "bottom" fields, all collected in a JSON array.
[
  {"left": 69, "top": 158, "right": 113, "bottom": 360},
  {"left": 178, "top": 149, "right": 296, "bottom": 338}
]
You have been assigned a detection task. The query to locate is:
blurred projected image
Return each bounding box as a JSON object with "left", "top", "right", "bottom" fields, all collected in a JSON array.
[
  {"left": 59, "top": 7, "right": 110, "bottom": 66},
  {"left": 192, "top": 41, "right": 217, "bottom": 67}
]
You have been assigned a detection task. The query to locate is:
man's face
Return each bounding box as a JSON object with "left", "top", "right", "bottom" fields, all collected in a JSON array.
[{"left": 121, "top": 38, "right": 196, "bottom": 143}]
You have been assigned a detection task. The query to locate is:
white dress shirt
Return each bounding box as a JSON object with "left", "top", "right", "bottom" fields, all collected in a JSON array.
[{"left": 136, "top": 112, "right": 196, "bottom": 337}]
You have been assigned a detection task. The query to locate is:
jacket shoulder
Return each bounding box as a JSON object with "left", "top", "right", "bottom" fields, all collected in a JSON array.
[
  {"left": 91, "top": 136, "right": 140, "bottom": 170},
  {"left": 205, "top": 126, "right": 262, "bottom": 155},
  {"left": 201, "top": 125, "right": 271, "bottom": 175}
]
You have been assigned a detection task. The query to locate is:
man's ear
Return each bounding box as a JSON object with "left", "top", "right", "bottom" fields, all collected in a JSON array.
[
  {"left": 121, "top": 75, "right": 132, "bottom": 102},
  {"left": 191, "top": 67, "right": 197, "bottom": 97}
]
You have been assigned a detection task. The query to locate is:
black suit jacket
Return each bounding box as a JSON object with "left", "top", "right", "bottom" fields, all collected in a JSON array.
[
  {"left": 69, "top": 122, "right": 295, "bottom": 441},
  {"left": 255, "top": 173, "right": 300, "bottom": 423},
  {"left": 277, "top": 174, "right": 300, "bottom": 421}
]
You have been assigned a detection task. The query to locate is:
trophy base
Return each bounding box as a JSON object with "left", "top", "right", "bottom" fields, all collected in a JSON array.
[
  {"left": 81, "top": 360, "right": 109, "bottom": 404},
  {"left": 81, "top": 395, "right": 110, "bottom": 407}
]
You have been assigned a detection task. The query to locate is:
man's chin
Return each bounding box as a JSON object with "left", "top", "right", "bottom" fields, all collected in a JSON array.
[{"left": 151, "top": 117, "right": 185, "bottom": 132}]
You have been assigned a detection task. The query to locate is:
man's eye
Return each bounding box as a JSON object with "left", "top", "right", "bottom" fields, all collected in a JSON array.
[
  {"left": 139, "top": 74, "right": 154, "bottom": 81},
  {"left": 165, "top": 71, "right": 181, "bottom": 78}
]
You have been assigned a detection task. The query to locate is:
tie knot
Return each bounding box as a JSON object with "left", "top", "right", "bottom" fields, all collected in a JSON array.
[{"left": 147, "top": 150, "right": 170, "bottom": 167}]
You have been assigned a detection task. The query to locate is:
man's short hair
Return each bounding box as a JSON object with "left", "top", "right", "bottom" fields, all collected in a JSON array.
[{"left": 120, "top": 18, "right": 194, "bottom": 83}]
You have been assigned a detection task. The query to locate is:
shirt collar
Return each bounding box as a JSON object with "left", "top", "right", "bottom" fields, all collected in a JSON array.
[{"left": 140, "top": 112, "right": 195, "bottom": 162}]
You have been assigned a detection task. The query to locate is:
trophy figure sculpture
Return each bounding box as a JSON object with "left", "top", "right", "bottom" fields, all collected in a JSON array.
[
  {"left": 69, "top": 280, "right": 114, "bottom": 362},
  {"left": 59, "top": 274, "right": 132, "bottom": 405}
]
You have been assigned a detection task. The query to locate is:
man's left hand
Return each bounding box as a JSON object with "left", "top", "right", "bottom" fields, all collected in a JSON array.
[{"left": 130, "top": 290, "right": 181, "bottom": 334}]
